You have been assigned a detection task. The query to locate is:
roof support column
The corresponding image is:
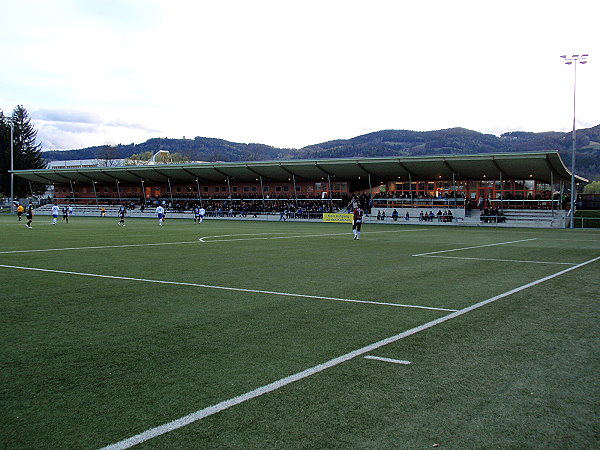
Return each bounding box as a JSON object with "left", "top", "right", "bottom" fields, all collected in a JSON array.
[
  {"left": 260, "top": 176, "right": 265, "bottom": 207},
  {"left": 141, "top": 180, "right": 146, "bottom": 207},
  {"left": 195, "top": 178, "right": 203, "bottom": 208},
  {"left": 167, "top": 178, "right": 174, "bottom": 208},
  {"left": 452, "top": 172, "right": 456, "bottom": 209},
  {"left": 368, "top": 173, "right": 373, "bottom": 213},
  {"left": 560, "top": 180, "right": 565, "bottom": 220},
  {"left": 551, "top": 171, "right": 554, "bottom": 217},
  {"left": 92, "top": 181, "right": 99, "bottom": 207},
  {"left": 327, "top": 174, "right": 333, "bottom": 213},
  {"left": 70, "top": 180, "right": 77, "bottom": 204},
  {"left": 409, "top": 173, "right": 413, "bottom": 208},
  {"left": 292, "top": 175, "right": 298, "bottom": 209},
  {"left": 499, "top": 172, "right": 504, "bottom": 212},
  {"left": 226, "top": 176, "right": 232, "bottom": 199},
  {"left": 116, "top": 180, "right": 121, "bottom": 203}
]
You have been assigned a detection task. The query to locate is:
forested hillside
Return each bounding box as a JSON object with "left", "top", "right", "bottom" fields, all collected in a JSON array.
[
  {"left": 43, "top": 124, "right": 600, "bottom": 180},
  {"left": 43, "top": 137, "right": 286, "bottom": 164}
]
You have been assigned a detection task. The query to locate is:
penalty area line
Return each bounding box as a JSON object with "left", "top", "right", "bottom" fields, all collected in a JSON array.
[
  {"left": 0, "top": 264, "right": 456, "bottom": 312},
  {"left": 412, "top": 238, "right": 537, "bottom": 257},
  {"left": 99, "top": 254, "right": 600, "bottom": 450},
  {"left": 416, "top": 255, "right": 577, "bottom": 265}
]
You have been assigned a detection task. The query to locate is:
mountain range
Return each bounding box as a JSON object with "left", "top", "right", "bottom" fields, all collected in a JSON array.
[{"left": 43, "top": 124, "right": 600, "bottom": 180}]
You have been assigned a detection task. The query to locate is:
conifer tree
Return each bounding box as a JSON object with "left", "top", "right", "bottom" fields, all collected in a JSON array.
[{"left": 0, "top": 105, "right": 46, "bottom": 199}]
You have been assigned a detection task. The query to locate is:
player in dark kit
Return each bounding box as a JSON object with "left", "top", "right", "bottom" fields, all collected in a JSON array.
[
  {"left": 117, "top": 205, "right": 127, "bottom": 226},
  {"left": 352, "top": 207, "right": 363, "bottom": 240},
  {"left": 25, "top": 202, "right": 34, "bottom": 228}
]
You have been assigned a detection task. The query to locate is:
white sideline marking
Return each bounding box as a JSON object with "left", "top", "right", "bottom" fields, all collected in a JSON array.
[
  {"left": 417, "top": 255, "right": 576, "bottom": 265},
  {"left": 412, "top": 238, "right": 537, "bottom": 257},
  {"left": 0, "top": 241, "right": 201, "bottom": 254},
  {"left": 100, "top": 255, "right": 600, "bottom": 450},
  {"left": 0, "top": 264, "right": 456, "bottom": 312},
  {"left": 0, "top": 229, "right": 427, "bottom": 254},
  {"left": 547, "top": 238, "right": 600, "bottom": 242},
  {"left": 364, "top": 355, "right": 411, "bottom": 365},
  {"left": 12, "top": 222, "right": 54, "bottom": 227}
]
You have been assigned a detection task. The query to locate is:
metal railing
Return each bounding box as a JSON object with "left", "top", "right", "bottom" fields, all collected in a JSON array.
[
  {"left": 372, "top": 197, "right": 466, "bottom": 208},
  {"left": 573, "top": 216, "right": 600, "bottom": 228},
  {"left": 487, "top": 199, "right": 561, "bottom": 209},
  {"left": 371, "top": 198, "right": 563, "bottom": 210}
]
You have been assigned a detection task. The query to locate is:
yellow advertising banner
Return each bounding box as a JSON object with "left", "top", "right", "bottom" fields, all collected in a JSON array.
[{"left": 323, "top": 213, "right": 353, "bottom": 223}]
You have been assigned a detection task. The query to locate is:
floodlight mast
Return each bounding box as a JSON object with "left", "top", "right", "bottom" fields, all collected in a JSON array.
[
  {"left": 560, "top": 53, "right": 588, "bottom": 228},
  {"left": 9, "top": 119, "right": 14, "bottom": 214}
]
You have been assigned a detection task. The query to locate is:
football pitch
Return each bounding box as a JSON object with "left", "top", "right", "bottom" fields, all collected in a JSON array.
[{"left": 1, "top": 215, "right": 598, "bottom": 449}]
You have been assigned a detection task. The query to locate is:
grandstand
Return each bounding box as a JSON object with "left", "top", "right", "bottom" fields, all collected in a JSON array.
[{"left": 12, "top": 152, "right": 586, "bottom": 228}]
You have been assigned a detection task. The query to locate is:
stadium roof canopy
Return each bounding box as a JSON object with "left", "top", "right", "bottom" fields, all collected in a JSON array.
[{"left": 12, "top": 152, "right": 584, "bottom": 185}]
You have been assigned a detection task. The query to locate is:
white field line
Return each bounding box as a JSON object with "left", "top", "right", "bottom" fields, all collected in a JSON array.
[
  {"left": 0, "top": 229, "right": 427, "bottom": 255},
  {"left": 100, "top": 255, "right": 600, "bottom": 450},
  {"left": 199, "top": 229, "right": 427, "bottom": 241},
  {"left": 14, "top": 222, "right": 55, "bottom": 226},
  {"left": 546, "top": 238, "right": 600, "bottom": 242},
  {"left": 364, "top": 355, "right": 412, "bottom": 365},
  {"left": 198, "top": 229, "right": 427, "bottom": 242},
  {"left": 0, "top": 241, "right": 201, "bottom": 255},
  {"left": 411, "top": 238, "right": 537, "bottom": 257},
  {"left": 0, "top": 264, "right": 456, "bottom": 312},
  {"left": 417, "top": 255, "right": 576, "bottom": 265}
]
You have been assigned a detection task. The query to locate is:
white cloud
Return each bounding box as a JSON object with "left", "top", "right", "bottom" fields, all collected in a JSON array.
[
  {"left": 30, "top": 107, "right": 160, "bottom": 149},
  {"left": 33, "top": 109, "right": 103, "bottom": 124}
]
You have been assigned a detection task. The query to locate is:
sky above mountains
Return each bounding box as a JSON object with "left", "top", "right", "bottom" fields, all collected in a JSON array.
[{"left": 1, "top": 0, "right": 598, "bottom": 150}]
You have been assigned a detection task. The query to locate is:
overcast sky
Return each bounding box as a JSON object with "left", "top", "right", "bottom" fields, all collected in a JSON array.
[{"left": 1, "top": 0, "right": 598, "bottom": 151}]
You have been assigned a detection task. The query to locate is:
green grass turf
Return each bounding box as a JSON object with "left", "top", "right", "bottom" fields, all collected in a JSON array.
[{"left": 0, "top": 215, "right": 598, "bottom": 448}]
